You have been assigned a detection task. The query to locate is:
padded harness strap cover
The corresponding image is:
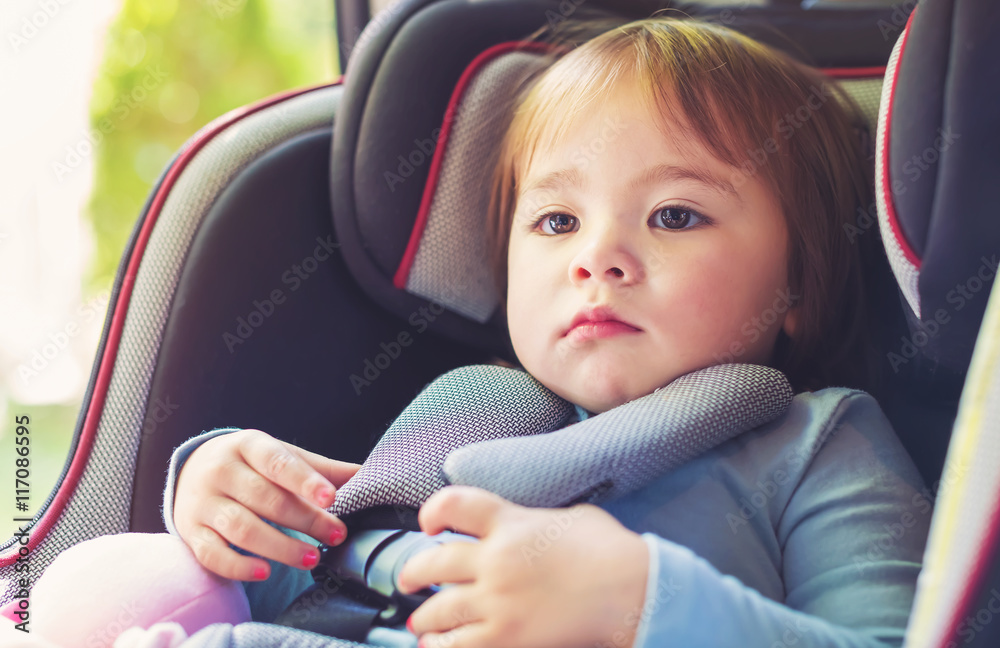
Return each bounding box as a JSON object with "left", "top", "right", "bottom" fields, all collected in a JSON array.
[
  {"left": 446, "top": 364, "right": 794, "bottom": 507},
  {"left": 333, "top": 363, "right": 793, "bottom": 516},
  {"left": 333, "top": 364, "right": 575, "bottom": 516}
]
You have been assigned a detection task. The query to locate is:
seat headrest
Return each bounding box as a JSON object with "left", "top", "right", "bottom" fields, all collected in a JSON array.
[
  {"left": 330, "top": 0, "right": 909, "bottom": 359},
  {"left": 875, "top": 0, "right": 999, "bottom": 378}
]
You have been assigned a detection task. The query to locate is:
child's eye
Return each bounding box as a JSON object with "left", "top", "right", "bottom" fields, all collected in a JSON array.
[
  {"left": 532, "top": 211, "right": 579, "bottom": 235},
  {"left": 649, "top": 206, "right": 709, "bottom": 231}
]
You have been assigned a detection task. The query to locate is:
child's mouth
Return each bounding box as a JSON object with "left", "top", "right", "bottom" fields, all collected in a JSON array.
[{"left": 565, "top": 320, "right": 642, "bottom": 343}]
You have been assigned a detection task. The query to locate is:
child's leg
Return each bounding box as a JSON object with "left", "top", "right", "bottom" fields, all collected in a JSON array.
[{"left": 29, "top": 532, "right": 250, "bottom": 647}]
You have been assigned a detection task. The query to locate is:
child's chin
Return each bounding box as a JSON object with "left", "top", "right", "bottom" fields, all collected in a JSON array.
[{"left": 562, "top": 378, "right": 639, "bottom": 414}]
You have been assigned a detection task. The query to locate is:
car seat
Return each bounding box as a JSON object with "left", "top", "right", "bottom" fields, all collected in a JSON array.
[{"left": 2, "top": 0, "right": 998, "bottom": 647}]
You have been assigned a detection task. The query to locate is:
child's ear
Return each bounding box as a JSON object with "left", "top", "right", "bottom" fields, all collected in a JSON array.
[{"left": 781, "top": 305, "right": 799, "bottom": 339}]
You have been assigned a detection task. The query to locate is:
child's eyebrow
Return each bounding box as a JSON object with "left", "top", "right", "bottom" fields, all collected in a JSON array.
[
  {"left": 519, "top": 163, "right": 742, "bottom": 204},
  {"left": 628, "top": 163, "right": 742, "bottom": 204}
]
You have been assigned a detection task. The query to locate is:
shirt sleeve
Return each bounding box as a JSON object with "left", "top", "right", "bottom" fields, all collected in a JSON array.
[
  {"left": 631, "top": 393, "right": 928, "bottom": 648},
  {"left": 162, "top": 427, "right": 242, "bottom": 536}
]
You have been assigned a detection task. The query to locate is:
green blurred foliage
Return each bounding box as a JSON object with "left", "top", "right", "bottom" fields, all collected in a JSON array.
[
  {"left": 85, "top": 0, "right": 338, "bottom": 294},
  {"left": 1, "top": 403, "right": 79, "bottom": 539}
]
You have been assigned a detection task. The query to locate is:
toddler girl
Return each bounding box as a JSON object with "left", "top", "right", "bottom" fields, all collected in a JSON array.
[
  {"left": 171, "top": 17, "right": 928, "bottom": 648},
  {"left": 15, "top": 16, "right": 928, "bottom": 648}
]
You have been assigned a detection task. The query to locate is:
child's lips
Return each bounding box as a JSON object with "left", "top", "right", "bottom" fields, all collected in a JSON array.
[{"left": 565, "top": 320, "right": 641, "bottom": 343}]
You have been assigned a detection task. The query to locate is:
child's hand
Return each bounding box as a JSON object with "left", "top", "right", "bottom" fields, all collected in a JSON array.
[
  {"left": 172, "top": 428, "right": 361, "bottom": 581},
  {"left": 398, "top": 485, "right": 649, "bottom": 648}
]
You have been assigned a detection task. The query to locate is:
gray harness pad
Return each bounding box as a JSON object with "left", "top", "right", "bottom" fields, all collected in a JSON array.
[{"left": 333, "top": 363, "right": 793, "bottom": 515}]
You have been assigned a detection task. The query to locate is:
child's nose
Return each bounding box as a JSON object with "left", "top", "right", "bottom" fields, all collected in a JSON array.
[{"left": 570, "top": 240, "right": 644, "bottom": 286}]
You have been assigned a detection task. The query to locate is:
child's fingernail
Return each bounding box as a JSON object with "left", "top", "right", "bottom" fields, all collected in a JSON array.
[
  {"left": 406, "top": 614, "right": 415, "bottom": 633},
  {"left": 302, "top": 549, "right": 319, "bottom": 568},
  {"left": 315, "top": 485, "right": 335, "bottom": 505},
  {"left": 254, "top": 566, "right": 268, "bottom": 580},
  {"left": 329, "top": 528, "right": 345, "bottom": 545}
]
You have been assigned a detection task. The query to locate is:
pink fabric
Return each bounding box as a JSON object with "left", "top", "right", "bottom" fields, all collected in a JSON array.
[
  {"left": 1, "top": 598, "right": 23, "bottom": 623},
  {"left": 28, "top": 533, "right": 250, "bottom": 647}
]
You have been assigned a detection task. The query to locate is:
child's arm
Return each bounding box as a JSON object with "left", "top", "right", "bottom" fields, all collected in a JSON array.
[
  {"left": 627, "top": 391, "right": 928, "bottom": 648},
  {"left": 169, "top": 428, "right": 360, "bottom": 581}
]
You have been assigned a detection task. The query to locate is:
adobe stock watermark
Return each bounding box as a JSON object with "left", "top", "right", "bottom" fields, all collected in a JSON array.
[
  {"left": 85, "top": 600, "right": 142, "bottom": 648},
  {"left": 222, "top": 235, "right": 341, "bottom": 353},
  {"left": 141, "top": 394, "right": 180, "bottom": 439},
  {"left": 519, "top": 506, "right": 587, "bottom": 566},
  {"left": 886, "top": 254, "right": 998, "bottom": 373},
  {"left": 713, "top": 288, "right": 799, "bottom": 365},
  {"left": 207, "top": 0, "right": 247, "bottom": 20},
  {"left": 338, "top": 0, "right": 410, "bottom": 66},
  {"left": 17, "top": 291, "right": 110, "bottom": 385},
  {"left": 844, "top": 128, "right": 961, "bottom": 244},
  {"left": 730, "top": 83, "right": 837, "bottom": 189},
  {"left": 715, "top": 0, "right": 757, "bottom": 26},
  {"left": 726, "top": 444, "right": 812, "bottom": 534},
  {"left": 349, "top": 280, "right": 472, "bottom": 395},
  {"left": 853, "top": 454, "right": 969, "bottom": 575},
  {"left": 768, "top": 616, "right": 826, "bottom": 648},
  {"left": 8, "top": 0, "right": 74, "bottom": 54},
  {"left": 570, "top": 115, "right": 627, "bottom": 170},
  {"left": 945, "top": 587, "right": 1000, "bottom": 648},
  {"left": 384, "top": 131, "right": 442, "bottom": 193},
  {"left": 277, "top": 562, "right": 351, "bottom": 628},
  {"left": 594, "top": 575, "right": 682, "bottom": 648},
  {"left": 877, "top": 0, "right": 918, "bottom": 42},
  {"left": 52, "top": 64, "right": 170, "bottom": 182},
  {"left": 543, "top": 0, "right": 587, "bottom": 29}
]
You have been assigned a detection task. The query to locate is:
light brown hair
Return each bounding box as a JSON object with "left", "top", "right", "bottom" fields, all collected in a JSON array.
[{"left": 486, "top": 17, "right": 881, "bottom": 394}]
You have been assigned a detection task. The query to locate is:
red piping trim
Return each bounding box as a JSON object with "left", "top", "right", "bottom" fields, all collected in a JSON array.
[
  {"left": 941, "top": 503, "right": 1000, "bottom": 648},
  {"left": 0, "top": 78, "right": 343, "bottom": 567},
  {"left": 392, "top": 41, "right": 558, "bottom": 289},
  {"left": 823, "top": 66, "right": 886, "bottom": 78},
  {"left": 879, "top": 12, "right": 922, "bottom": 269}
]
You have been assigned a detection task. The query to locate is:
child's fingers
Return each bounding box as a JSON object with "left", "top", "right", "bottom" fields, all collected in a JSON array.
[
  {"left": 411, "top": 623, "right": 488, "bottom": 648},
  {"left": 184, "top": 524, "right": 270, "bottom": 582},
  {"left": 237, "top": 429, "right": 336, "bottom": 508},
  {"left": 405, "top": 584, "right": 483, "bottom": 638},
  {"left": 281, "top": 440, "right": 362, "bottom": 488},
  {"left": 419, "top": 485, "right": 511, "bottom": 538},
  {"left": 397, "top": 540, "right": 478, "bottom": 595},
  {"left": 221, "top": 462, "right": 347, "bottom": 546},
  {"left": 202, "top": 495, "right": 325, "bottom": 573}
]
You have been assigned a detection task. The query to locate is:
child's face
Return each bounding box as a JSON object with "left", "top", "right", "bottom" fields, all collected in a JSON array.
[{"left": 506, "top": 83, "right": 798, "bottom": 413}]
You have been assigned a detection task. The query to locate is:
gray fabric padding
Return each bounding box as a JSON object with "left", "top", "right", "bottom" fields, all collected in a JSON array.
[
  {"left": 0, "top": 86, "right": 341, "bottom": 606},
  {"left": 840, "top": 77, "right": 883, "bottom": 139},
  {"left": 334, "top": 363, "right": 792, "bottom": 514},
  {"left": 445, "top": 364, "right": 793, "bottom": 507},
  {"left": 333, "top": 364, "right": 575, "bottom": 516},
  {"left": 180, "top": 622, "right": 372, "bottom": 647},
  {"left": 875, "top": 31, "right": 921, "bottom": 319},
  {"left": 404, "top": 51, "right": 548, "bottom": 322}
]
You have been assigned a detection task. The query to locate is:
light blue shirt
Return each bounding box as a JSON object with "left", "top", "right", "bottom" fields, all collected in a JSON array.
[{"left": 164, "top": 388, "right": 928, "bottom": 647}]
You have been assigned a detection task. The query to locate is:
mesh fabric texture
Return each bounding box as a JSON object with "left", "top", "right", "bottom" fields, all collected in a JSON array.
[
  {"left": 334, "top": 363, "right": 793, "bottom": 515},
  {"left": 875, "top": 27, "right": 921, "bottom": 318},
  {"left": 332, "top": 364, "right": 575, "bottom": 516}
]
